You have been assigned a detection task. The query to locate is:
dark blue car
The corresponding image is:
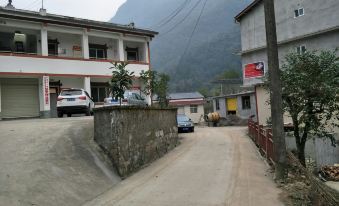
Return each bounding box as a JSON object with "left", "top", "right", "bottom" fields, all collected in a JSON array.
[{"left": 177, "top": 114, "right": 194, "bottom": 133}]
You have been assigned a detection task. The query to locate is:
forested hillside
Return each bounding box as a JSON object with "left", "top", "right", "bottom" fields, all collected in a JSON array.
[{"left": 111, "top": 0, "right": 251, "bottom": 92}]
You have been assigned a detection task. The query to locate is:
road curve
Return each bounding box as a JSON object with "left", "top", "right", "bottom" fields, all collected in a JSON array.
[{"left": 84, "top": 127, "right": 284, "bottom": 206}]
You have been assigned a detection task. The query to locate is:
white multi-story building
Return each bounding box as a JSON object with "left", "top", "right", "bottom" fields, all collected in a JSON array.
[
  {"left": 0, "top": 4, "right": 157, "bottom": 119},
  {"left": 235, "top": 0, "right": 339, "bottom": 125}
]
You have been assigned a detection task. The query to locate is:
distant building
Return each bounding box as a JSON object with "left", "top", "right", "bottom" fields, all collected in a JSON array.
[
  {"left": 0, "top": 5, "right": 157, "bottom": 119},
  {"left": 169, "top": 92, "right": 205, "bottom": 124},
  {"left": 235, "top": 0, "right": 339, "bottom": 125},
  {"left": 212, "top": 91, "right": 256, "bottom": 120}
]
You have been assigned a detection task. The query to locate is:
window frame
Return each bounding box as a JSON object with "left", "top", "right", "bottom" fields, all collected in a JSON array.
[
  {"left": 296, "top": 45, "right": 307, "bottom": 54},
  {"left": 126, "top": 47, "right": 139, "bottom": 61},
  {"left": 294, "top": 7, "right": 305, "bottom": 18},
  {"left": 190, "top": 105, "right": 198, "bottom": 114},
  {"left": 89, "top": 44, "right": 107, "bottom": 60},
  {"left": 241, "top": 96, "right": 251, "bottom": 110},
  {"left": 91, "top": 87, "right": 109, "bottom": 103},
  {"left": 48, "top": 39, "right": 59, "bottom": 56}
]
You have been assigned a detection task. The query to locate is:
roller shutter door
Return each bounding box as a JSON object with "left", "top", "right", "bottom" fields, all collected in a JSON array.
[{"left": 1, "top": 79, "right": 39, "bottom": 118}]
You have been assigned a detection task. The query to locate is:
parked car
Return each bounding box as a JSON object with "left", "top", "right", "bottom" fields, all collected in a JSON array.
[
  {"left": 57, "top": 88, "right": 94, "bottom": 117},
  {"left": 104, "top": 91, "right": 148, "bottom": 106},
  {"left": 177, "top": 114, "right": 195, "bottom": 133}
]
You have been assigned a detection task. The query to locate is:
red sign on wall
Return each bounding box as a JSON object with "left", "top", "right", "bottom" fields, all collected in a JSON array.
[
  {"left": 43, "top": 76, "right": 49, "bottom": 105},
  {"left": 244, "top": 62, "right": 265, "bottom": 79}
]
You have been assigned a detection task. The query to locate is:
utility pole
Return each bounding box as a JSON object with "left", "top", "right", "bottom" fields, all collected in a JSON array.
[{"left": 263, "top": 0, "right": 287, "bottom": 180}]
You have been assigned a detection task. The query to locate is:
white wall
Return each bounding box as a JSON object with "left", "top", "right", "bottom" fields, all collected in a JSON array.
[
  {"left": 256, "top": 86, "right": 293, "bottom": 125},
  {"left": 0, "top": 55, "right": 149, "bottom": 77},
  {"left": 213, "top": 98, "right": 227, "bottom": 118},
  {"left": 181, "top": 105, "right": 204, "bottom": 124}
]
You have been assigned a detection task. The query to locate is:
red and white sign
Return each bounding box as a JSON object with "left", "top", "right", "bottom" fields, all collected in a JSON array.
[
  {"left": 43, "top": 76, "right": 50, "bottom": 106},
  {"left": 244, "top": 62, "right": 265, "bottom": 79}
]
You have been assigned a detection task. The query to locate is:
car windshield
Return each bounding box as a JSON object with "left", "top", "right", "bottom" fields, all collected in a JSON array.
[
  {"left": 177, "top": 116, "right": 190, "bottom": 122},
  {"left": 61, "top": 90, "right": 82, "bottom": 96}
]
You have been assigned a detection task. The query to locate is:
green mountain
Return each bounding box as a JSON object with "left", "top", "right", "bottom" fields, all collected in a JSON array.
[{"left": 111, "top": 0, "right": 251, "bottom": 92}]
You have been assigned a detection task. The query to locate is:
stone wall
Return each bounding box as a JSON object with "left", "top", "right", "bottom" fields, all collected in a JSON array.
[{"left": 93, "top": 106, "right": 178, "bottom": 178}]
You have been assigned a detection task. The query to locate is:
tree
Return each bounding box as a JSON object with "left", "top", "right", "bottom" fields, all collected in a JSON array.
[
  {"left": 156, "top": 73, "right": 170, "bottom": 108},
  {"left": 280, "top": 50, "right": 339, "bottom": 166},
  {"left": 140, "top": 70, "right": 158, "bottom": 106},
  {"left": 109, "top": 62, "right": 134, "bottom": 105}
]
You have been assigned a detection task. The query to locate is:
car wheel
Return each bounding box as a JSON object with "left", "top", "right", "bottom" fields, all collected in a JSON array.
[
  {"left": 85, "top": 106, "right": 91, "bottom": 116},
  {"left": 57, "top": 112, "right": 63, "bottom": 118},
  {"left": 191, "top": 128, "right": 195, "bottom": 133},
  {"left": 67, "top": 113, "right": 72, "bottom": 117}
]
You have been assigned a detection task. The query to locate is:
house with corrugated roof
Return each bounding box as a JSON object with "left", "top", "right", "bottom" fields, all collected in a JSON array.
[{"left": 168, "top": 92, "right": 205, "bottom": 124}]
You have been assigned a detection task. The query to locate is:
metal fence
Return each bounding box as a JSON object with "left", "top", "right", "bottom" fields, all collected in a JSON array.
[{"left": 248, "top": 119, "right": 275, "bottom": 163}]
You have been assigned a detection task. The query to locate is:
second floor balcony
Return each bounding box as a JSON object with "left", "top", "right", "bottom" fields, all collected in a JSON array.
[{"left": 0, "top": 26, "right": 150, "bottom": 64}]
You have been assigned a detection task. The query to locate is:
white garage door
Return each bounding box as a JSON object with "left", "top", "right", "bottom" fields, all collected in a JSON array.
[{"left": 1, "top": 79, "right": 40, "bottom": 118}]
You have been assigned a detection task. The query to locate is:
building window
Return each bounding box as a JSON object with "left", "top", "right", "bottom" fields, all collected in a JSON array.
[
  {"left": 242, "top": 96, "right": 251, "bottom": 110},
  {"left": 48, "top": 39, "right": 59, "bottom": 56},
  {"left": 294, "top": 8, "right": 304, "bottom": 18},
  {"left": 126, "top": 47, "right": 139, "bottom": 61},
  {"left": 91, "top": 87, "right": 108, "bottom": 102},
  {"left": 296, "top": 45, "right": 307, "bottom": 54},
  {"left": 89, "top": 44, "right": 107, "bottom": 59},
  {"left": 215, "top": 99, "right": 220, "bottom": 110},
  {"left": 190, "top": 105, "right": 198, "bottom": 113}
]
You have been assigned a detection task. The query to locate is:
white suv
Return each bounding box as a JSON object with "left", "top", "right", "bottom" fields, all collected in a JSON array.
[{"left": 57, "top": 89, "right": 94, "bottom": 117}]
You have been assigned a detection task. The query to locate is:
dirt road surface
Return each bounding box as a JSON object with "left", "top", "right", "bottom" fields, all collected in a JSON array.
[{"left": 84, "top": 127, "right": 284, "bottom": 206}]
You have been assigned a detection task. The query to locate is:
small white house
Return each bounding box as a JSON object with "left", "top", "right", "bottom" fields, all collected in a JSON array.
[
  {"left": 169, "top": 92, "right": 205, "bottom": 124},
  {"left": 212, "top": 91, "right": 257, "bottom": 120}
]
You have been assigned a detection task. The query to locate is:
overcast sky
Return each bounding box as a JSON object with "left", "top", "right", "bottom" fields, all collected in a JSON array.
[{"left": 0, "top": 0, "right": 127, "bottom": 21}]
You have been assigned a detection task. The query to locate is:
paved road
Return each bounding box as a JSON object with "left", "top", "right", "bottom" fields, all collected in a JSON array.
[
  {"left": 84, "top": 127, "right": 284, "bottom": 206},
  {"left": 0, "top": 117, "right": 120, "bottom": 206}
]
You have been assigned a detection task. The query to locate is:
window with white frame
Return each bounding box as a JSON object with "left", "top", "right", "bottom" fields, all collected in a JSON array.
[
  {"left": 296, "top": 45, "right": 307, "bottom": 54},
  {"left": 190, "top": 105, "right": 198, "bottom": 113},
  {"left": 294, "top": 8, "right": 304, "bottom": 18}
]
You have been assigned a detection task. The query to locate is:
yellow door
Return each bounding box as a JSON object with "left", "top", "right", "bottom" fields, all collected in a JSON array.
[{"left": 227, "top": 98, "right": 237, "bottom": 112}]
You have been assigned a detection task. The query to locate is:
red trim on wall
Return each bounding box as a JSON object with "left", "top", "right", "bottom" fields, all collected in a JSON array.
[
  {"left": 0, "top": 72, "right": 142, "bottom": 80},
  {"left": 0, "top": 72, "right": 111, "bottom": 78},
  {"left": 0, "top": 52, "right": 149, "bottom": 65}
]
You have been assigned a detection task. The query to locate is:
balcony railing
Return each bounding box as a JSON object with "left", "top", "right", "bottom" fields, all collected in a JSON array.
[{"left": 0, "top": 51, "right": 148, "bottom": 65}]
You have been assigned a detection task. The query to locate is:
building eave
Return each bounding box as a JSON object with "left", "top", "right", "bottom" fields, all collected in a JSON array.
[
  {"left": 234, "top": 0, "right": 263, "bottom": 22},
  {"left": 0, "top": 7, "right": 158, "bottom": 37},
  {"left": 212, "top": 91, "right": 255, "bottom": 99}
]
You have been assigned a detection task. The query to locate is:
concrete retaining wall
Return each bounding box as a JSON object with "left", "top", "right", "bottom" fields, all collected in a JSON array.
[{"left": 93, "top": 106, "right": 178, "bottom": 178}]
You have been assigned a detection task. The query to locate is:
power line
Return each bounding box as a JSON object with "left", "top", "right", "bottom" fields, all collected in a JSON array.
[
  {"left": 159, "top": 0, "right": 203, "bottom": 37},
  {"left": 176, "top": 0, "right": 208, "bottom": 68},
  {"left": 151, "top": 0, "right": 191, "bottom": 29}
]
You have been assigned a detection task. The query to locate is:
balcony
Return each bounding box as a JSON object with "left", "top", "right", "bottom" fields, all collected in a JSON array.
[{"left": 0, "top": 28, "right": 40, "bottom": 55}]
